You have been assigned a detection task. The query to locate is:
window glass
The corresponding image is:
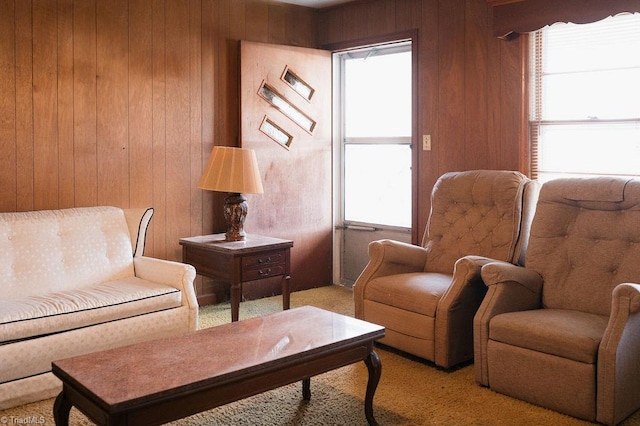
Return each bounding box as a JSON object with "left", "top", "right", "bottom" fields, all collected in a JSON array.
[
  {"left": 344, "top": 50, "right": 412, "bottom": 138},
  {"left": 531, "top": 13, "right": 640, "bottom": 181},
  {"left": 340, "top": 44, "right": 412, "bottom": 228},
  {"left": 344, "top": 144, "right": 411, "bottom": 228}
]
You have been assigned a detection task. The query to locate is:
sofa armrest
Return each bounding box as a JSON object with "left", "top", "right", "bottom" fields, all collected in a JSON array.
[
  {"left": 473, "top": 261, "right": 543, "bottom": 385},
  {"left": 123, "top": 207, "right": 154, "bottom": 257},
  {"left": 353, "top": 239, "right": 427, "bottom": 319},
  {"left": 434, "top": 255, "right": 497, "bottom": 368},
  {"left": 597, "top": 283, "right": 640, "bottom": 425},
  {"left": 134, "top": 256, "right": 198, "bottom": 329}
]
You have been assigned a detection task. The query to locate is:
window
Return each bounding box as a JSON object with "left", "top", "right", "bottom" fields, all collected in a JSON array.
[
  {"left": 530, "top": 13, "right": 640, "bottom": 182},
  {"left": 338, "top": 43, "right": 412, "bottom": 228}
]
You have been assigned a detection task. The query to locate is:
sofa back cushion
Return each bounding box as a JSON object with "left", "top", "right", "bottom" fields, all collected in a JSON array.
[
  {"left": 422, "top": 170, "right": 529, "bottom": 274},
  {"left": 526, "top": 177, "right": 640, "bottom": 316},
  {"left": 0, "top": 206, "right": 135, "bottom": 300}
]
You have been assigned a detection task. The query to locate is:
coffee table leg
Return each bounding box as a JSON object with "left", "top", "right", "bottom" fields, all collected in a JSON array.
[
  {"left": 53, "top": 391, "right": 72, "bottom": 426},
  {"left": 364, "top": 350, "right": 382, "bottom": 426},
  {"left": 302, "top": 377, "right": 311, "bottom": 400}
]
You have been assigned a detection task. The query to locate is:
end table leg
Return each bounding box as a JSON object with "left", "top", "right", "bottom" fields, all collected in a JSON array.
[
  {"left": 364, "top": 350, "right": 382, "bottom": 426},
  {"left": 53, "top": 391, "right": 72, "bottom": 426},
  {"left": 282, "top": 275, "right": 291, "bottom": 310},
  {"left": 302, "top": 377, "right": 311, "bottom": 400},
  {"left": 231, "top": 281, "right": 241, "bottom": 322}
]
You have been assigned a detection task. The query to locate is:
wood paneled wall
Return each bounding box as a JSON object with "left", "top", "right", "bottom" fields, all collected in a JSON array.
[
  {"left": 319, "top": 0, "right": 528, "bottom": 236},
  {"left": 0, "top": 0, "right": 317, "bottom": 261},
  {"left": 0, "top": 0, "right": 528, "bottom": 295}
]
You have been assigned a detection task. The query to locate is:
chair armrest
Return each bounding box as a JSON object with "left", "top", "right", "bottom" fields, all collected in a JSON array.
[
  {"left": 473, "top": 261, "right": 543, "bottom": 385},
  {"left": 134, "top": 256, "right": 199, "bottom": 329},
  {"left": 353, "top": 239, "right": 427, "bottom": 319},
  {"left": 434, "top": 255, "right": 497, "bottom": 368},
  {"left": 597, "top": 283, "right": 640, "bottom": 425}
]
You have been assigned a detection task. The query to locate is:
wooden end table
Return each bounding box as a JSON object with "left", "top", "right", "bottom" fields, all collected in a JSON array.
[
  {"left": 52, "top": 306, "right": 385, "bottom": 426},
  {"left": 179, "top": 233, "right": 293, "bottom": 322}
]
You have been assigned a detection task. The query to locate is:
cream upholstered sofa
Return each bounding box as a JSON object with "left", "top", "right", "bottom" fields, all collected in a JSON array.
[
  {"left": 0, "top": 206, "right": 198, "bottom": 409},
  {"left": 354, "top": 170, "right": 539, "bottom": 368},
  {"left": 474, "top": 177, "right": 640, "bottom": 425}
]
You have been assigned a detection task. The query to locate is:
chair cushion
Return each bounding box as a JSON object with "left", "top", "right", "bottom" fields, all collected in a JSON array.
[
  {"left": 364, "top": 272, "right": 452, "bottom": 317},
  {"left": 424, "top": 170, "right": 527, "bottom": 274},
  {"left": 0, "top": 278, "right": 182, "bottom": 344},
  {"left": 526, "top": 177, "right": 640, "bottom": 316},
  {"left": 489, "top": 309, "right": 609, "bottom": 363}
]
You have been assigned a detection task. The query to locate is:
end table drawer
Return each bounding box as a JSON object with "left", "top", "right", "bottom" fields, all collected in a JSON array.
[
  {"left": 243, "top": 265, "right": 286, "bottom": 281},
  {"left": 242, "top": 252, "right": 285, "bottom": 269}
]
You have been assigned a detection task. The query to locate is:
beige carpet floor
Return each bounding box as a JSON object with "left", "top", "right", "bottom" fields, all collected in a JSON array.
[{"left": 2, "top": 285, "right": 640, "bottom": 425}]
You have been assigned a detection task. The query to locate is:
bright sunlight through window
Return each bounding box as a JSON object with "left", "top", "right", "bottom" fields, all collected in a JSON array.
[
  {"left": 342, "top": 46, "right": 412, "bottom": 228},
  {"left": 530, "top": 13, "right": 640, "bottom": 182}
]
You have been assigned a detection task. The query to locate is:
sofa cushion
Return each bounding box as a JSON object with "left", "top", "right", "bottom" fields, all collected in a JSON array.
[
  {"left": 489, "top": 309, "right": 609, "bottom": 363},
  {"left": 0, "top": 278, "right": 182, "bottom": 344},
  {"left": 0, "top": 207, "right": 136, "bottom": 300}
]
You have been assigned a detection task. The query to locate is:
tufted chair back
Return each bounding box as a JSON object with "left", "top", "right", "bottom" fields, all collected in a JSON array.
[
  {"left": 527, "top": 177, "right": 640, "bottom": 316},
  {"left": 422, "top": 170, "right": 532, "bottom": 274}
]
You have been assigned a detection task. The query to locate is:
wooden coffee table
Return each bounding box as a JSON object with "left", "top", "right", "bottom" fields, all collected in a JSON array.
[{"left": 52, "top": 306, "right": 385, "bottom": 425}]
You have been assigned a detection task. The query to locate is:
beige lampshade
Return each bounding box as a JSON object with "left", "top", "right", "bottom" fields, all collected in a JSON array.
[{"left": 198, "top": 146, "right": 264, "bottom": 194}]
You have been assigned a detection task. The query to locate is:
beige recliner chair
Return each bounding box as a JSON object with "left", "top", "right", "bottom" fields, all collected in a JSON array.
[
  {"left": 474, "top": 177, "right": 640, "bottom": 425},
  {"left": 354, "top": 170, "right": 538, "bottom": 369}
]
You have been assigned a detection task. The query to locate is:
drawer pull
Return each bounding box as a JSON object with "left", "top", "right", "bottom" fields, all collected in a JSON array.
[
  {"left": 258, "top": 257, "right": 272, "bottom": 264},
  {"left": 258, "top": 268, "right": 272, "bottom": 276}
]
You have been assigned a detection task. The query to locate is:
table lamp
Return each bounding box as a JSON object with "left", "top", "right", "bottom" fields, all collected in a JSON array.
[{"left": 198, "top": 146, "right": 264, "bottom": 242}]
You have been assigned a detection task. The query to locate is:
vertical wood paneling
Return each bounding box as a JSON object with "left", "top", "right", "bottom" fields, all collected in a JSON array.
[
  {"left": 15, "top": 1, "right": 34, "bottom": 212},
  {"left": 96, "top": 0, "right": 129, "bottom": 207},
  {"left": 287, "top": 5, "right": 317, "bottom": 47},
  {"left": 464, "top": 0, "right": 489, "bottom": 169},
  {"left": 246, "top": 1, "right": 269, "bottom": 41},
  {"left": 151, "top": 0, "right": 167, "bottom": 258},
  {"left": 129, "top": 0, "right": 154, "bottom": 214},
  {"left": 165, "top": 0, "right": 193, "bottom": 261},
  {"left": 342, "top": 2, "right": 369, "bottom": 41},
  {"left": 367, "top": 0, "right": 395, "bottom": 36},
  {"left": 437, "top": 0, "right": 466, "bottom": 174},
  {"left": 317, "top": 6, "right": 343, "bottom": 45},
  {"left": 200, "top": 0, "right": 216, "bottom": 236},
  {"left": 0, "top": 0, "right": 17, "bottom": 212},
  {"left": 418, "top": 0, "right": 439, "bottom": 239},
  {"left": 73, "top": 0, "right": 98, "bottom": 207},
  {"left": 500, "top": 37, "right": 528, "bottom": 171},
  {"left": 32, "top": 0, "right": 59, "bottom": 210},
  {"left": 486, "top": 23, "right": 503, "bottom": 169},
  {"left": 395, "top": 0, "right": 422, "bottom": 31},
  {"left": 268, "top": 3, "right": 287, "bottom": 44},
  {"left": 189, "top": 0, "right": 203, "bottom": 238},
  {"left": 58, "top": 0, "right": 74, "bottom": 208}
]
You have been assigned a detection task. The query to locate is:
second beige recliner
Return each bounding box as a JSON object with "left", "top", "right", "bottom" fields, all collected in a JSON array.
[{"left": 353, "top": 170, "right": 538, "bottom": 368}]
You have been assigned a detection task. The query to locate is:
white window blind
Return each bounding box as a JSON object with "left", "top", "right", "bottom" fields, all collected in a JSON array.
[{"left": 530, "top": 13, "right": 640, "bottom": 181}]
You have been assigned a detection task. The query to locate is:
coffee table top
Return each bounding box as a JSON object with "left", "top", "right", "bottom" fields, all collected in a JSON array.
[{"left": 52, "top": 306, "right": 384, "bottom": 411}]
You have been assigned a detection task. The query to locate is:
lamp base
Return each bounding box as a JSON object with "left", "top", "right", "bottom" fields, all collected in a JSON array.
[{"left": 223, "top": 193, "right": 248, "bottom": 242}]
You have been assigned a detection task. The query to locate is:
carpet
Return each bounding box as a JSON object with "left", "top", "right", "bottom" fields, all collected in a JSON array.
[{"left": 2, "top": 285, "right": 640, "bottom": 425}]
